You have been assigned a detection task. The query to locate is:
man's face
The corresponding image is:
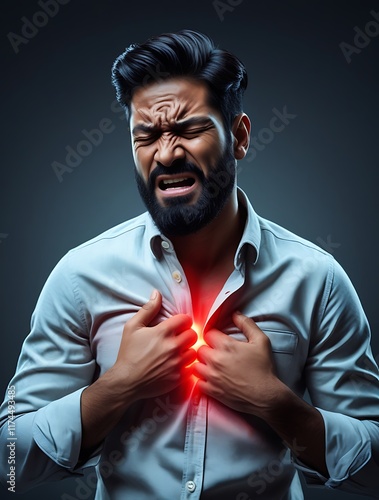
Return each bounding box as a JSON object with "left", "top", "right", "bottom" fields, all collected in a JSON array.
[{"left": 130, "top": 78, "right": 236, "bottom": 237}]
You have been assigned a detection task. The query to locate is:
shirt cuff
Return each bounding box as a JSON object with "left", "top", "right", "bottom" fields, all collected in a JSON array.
[
  {"left": 293, "top": 407, "right": 372, "bottom": 488},
  {"left": 33, "top": 387, "right": 101, "bottom": 470}
]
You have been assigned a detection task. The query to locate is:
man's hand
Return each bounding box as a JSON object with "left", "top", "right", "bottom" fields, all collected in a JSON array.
[
  {"left": 193, "top": 311, "right": 281, "bottom": 417},
  {"left": 193, "top": 311, "right": 328, "bottom": 476},
  {"left": 110, "top": 289, "right": 197, "bottom": 402},
  {"left": 80, "top": 290, "right": 197, "bottom": 454}
]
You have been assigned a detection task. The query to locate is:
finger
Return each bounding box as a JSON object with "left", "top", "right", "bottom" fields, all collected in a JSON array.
[
  {"left": 203, "top": 329, "right": 228, "bottom": 349},
  {"left": 125, "top": 289, "right": 162, "bottom": 331},
  {"left": 180, "top": 348, "right": 197, "bottom": 367},
  {"left": 176, "top": 329, "right": 198, "bottom": 350},
  {"left": 192, "top": 361, "right": 208, "bottom": 380},
  {"left": 232, "top": 311, "right": 265, "bottom": 343},
  {"left": 160, "top": 314, "right": 193, "bottom": 336},
  {"left": 197, "top": 344, "right": 213, "bottom": 364}
]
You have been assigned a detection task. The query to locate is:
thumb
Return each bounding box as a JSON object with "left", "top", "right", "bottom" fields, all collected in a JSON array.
[
  {"left": 232, "top": 311, "right": 263, "bottom": 343},
  {"left": 129, "top": 289, "right": 162, "bottom": 330}
]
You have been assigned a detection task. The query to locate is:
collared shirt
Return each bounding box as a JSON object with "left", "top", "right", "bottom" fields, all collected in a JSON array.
[{"left": 1, "top": 189, "right": 379, "bottom": 499}]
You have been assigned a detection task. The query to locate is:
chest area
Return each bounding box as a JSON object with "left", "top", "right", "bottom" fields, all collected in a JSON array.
[{"left": 184, "top": 267, "right": 233, "bottom": 327}]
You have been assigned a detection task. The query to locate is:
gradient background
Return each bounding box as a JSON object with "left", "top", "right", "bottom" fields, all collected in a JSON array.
[{"left": 1, "top": 1, "right": 378, "bottom": 499}]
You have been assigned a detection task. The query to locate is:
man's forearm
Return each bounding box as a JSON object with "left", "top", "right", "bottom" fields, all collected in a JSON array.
[
  {"left": 261, "top": 380, "right": 328, "bottom": 477},
  {"left": 80, "top": 367, "right": 133, "bottom": 456}
]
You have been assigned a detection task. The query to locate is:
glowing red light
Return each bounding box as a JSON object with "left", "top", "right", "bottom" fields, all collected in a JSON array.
[{"left": 192, "top": 322, "right": 206, "bottom": 351}]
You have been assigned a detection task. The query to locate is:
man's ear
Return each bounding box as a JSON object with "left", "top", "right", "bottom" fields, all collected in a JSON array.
[{"left": 232, "top": 113, "right": 251, "bottom": 160}]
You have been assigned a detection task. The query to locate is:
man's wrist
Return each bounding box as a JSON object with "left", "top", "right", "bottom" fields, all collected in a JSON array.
[
  {"left": 98, "top": 364, "right": 138, "bottom": 408},
  {"left": 253, "top": 378, "right": 295, "bottom": 424},
  {"left": 257, "top": 379, "right": 318, "bottom": 431}
]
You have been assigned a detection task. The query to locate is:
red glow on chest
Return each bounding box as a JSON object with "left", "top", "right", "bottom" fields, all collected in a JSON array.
[{"left": 192, "top": 322, "right": 207, "bottom": 351}]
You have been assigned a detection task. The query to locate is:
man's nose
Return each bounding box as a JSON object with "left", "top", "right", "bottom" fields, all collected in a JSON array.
[{"left": 154, "top": 138, "right": 185, "bottom": 167}]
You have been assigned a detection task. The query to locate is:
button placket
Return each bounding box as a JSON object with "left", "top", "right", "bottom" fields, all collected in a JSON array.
[
  {"left": 180, "top": 395, "right": 207, "bottom": 499},
  {"left": 159, "top": 238, "right": 193, "bottom": 318}
]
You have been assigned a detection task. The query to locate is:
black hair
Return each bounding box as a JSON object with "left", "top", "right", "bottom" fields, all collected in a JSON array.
[{"left": 111, "top": 29, "right": 248, "bottom": 129}]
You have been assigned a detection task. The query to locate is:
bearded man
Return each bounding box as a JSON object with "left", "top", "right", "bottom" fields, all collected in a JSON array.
[{"left": 1, "top": 30, "right": 379, "bottom": 500}]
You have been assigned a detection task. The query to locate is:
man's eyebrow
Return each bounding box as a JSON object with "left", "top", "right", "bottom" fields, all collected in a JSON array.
[
  {"left": 174, "top": 117, "right": 215, "bottom": 129},
  {"left": 132, "top": 123, "right": 159, "bottom": 136},
  {"left": 132, "top": 117, "right": 215, "bottom": 136}
]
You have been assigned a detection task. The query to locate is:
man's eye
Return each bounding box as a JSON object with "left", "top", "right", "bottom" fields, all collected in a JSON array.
[
  {"left": 181, "top": 127, "right": 209, "bottom": 138},
  {"left": 134, "top": 136, "right": 155, "bottom": 144}
]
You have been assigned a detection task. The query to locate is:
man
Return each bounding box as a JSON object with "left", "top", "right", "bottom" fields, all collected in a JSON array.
[{"left": 1, "top": 29, "right": 379, "bottom": 499}]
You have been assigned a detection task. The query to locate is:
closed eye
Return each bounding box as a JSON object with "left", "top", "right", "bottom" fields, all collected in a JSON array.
[
  {"left": 179, "top": 125, "right": 214, "bottom": 138},
  {"left": 133, "top": 122, "right": 215, "bottom": 144},
  {"left": 134, "top": 133, "right": 160, "bottom": 144}
]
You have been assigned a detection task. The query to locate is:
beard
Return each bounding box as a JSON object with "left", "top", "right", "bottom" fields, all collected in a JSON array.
[{"left": 135, "top": 147, "right": 236, "bottom": 237}]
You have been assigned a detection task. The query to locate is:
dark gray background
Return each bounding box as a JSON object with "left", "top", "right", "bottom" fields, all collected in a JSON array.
[{"left": 1, "top": 1, "right": 378, "bottom": 498}]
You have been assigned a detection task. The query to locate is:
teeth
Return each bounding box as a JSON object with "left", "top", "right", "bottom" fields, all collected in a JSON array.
[{"left": 162, "top": 177, "right": 188, "bottom": 185}]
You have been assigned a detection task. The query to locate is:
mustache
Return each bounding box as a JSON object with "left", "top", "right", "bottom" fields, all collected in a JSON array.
[{"left": 148, "top": 160, "right": 205, "bottom": 188}]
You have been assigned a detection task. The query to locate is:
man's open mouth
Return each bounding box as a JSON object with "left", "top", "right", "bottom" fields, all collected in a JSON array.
[{"left": 158, "top": 177, "right": 196, "bottom": 190}]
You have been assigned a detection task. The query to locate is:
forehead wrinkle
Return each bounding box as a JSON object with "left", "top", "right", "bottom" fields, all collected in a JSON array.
[
  {"left": 141, "top": 92, "right": 199, "bottom": 125},
  {"left": 137, "top": 108, "right": 154, "bottom": 125},
  {"left": 131, "top": 81, "right": 220, "bottom": 131},
  {"left": 151, "top": 98, "right": 186, "bottom": 127}
]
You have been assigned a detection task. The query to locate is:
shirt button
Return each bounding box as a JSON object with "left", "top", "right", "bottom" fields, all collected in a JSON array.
[
  {"left": 172, "top": 271, "right": 182, "bottom": 283},
  {"left": 161, "top": 241, "right": 170, "bottom": 250},
  {"left": 186, "top": 480, "right": 196, "bottom": 493}
]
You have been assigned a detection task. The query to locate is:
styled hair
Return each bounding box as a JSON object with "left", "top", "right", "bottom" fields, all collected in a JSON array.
[{"left": 111, "top": 29, "right": 248, "bottom": 129}]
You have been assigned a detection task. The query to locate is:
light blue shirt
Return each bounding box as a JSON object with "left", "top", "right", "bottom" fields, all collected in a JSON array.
[{"left": 1, "top": 189, "right": 379, "bottom": 499}]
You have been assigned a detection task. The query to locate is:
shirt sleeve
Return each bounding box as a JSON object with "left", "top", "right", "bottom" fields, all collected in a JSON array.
[
  {"left": 297, "top": 257, "right": 379, "bottom": 496},
  {"left": 0, "top": 252, "right": 100, "bottom": 492}
]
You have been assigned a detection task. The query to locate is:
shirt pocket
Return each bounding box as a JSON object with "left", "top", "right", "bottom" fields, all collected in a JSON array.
[
  {"left": 261, "top": 329, "right": 298, "bottom": 355},
  {"left": 228, "top": 328, "right": 298, "bottom": 355}
]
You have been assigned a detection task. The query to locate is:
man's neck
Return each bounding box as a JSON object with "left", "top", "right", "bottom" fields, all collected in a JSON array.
[{"left": 169, "top": 188, "right": 246, "bottom": 274}]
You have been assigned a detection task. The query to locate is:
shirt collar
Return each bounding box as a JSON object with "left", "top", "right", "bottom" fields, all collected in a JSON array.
[
  {"left": 146, "top": 186, "right": 261, "bottom": 266},
  {"left": 145, "top": 214, "right": 165, "bottom": 258},
  {"left": 234, "top": 187, "right": 261, "bottom": 267}
]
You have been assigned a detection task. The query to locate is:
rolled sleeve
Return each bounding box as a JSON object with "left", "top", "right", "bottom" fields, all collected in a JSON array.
[
  {"left": 320, "top": 408, "right": 372, "bottom": 487},
  {"left": 0, "top": 252, "right": 98, "bottom": 490},
  {"left": 294, "top": 408, "right": 372, "bottom": 482},
  {"left": 302, "top": 258, "right": 379, "bottom": 495},
  {"left": 33, "top": 387, "right": 101, "bottom": 470}
]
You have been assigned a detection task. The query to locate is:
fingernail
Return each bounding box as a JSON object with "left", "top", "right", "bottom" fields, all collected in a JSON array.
[
  {"left": 150, "top": 289, "right": 158, "bottom": 300},
  {"left": 234, "top": 310, "right": 242, "bottom": 315}
]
